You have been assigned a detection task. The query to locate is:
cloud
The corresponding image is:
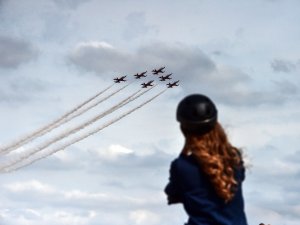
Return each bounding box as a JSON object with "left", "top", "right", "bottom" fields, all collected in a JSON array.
[
  {"left": 67, "top": 41, "right": 224, "bottom": 99},
  {"left": 243, "top": 144, "right": 300, "bottom": 223},
  {"left": 271, "top": 59, "right": 297, "bottom": 73},
  {"left": 0, "top": 76, "right": 47, "bottom": 104},
  {"left": 123, "top": 12, "right": 158, "bottom": 41},
  {"left": 0, "top": 36, "right": 38, "bottom": 69},
  {"left": 69, "top": 41, "right": 300, "bottom": 106},
  {"left": 4, "top": 180, "right": 55, "bottom": 194},
  {"left": 0, "top": 208, "right": 99, "bottom": 225},
  {"left": 88, "top": 144, "right": 171, "bottom": 169},
  {"left": 129, "top": 209, "right": 160, "bottom": 225},
  {"left": 95, "top": 144, "right": 134, "bottom": 160},
  {"left": 68, "top": 41, "right": 215, "bottom": 75},
  {"left": 68, "top": 41, "right": 131, "bottom": 75},
  {"left": 285, "top": 150, "right": 300, "bottom": 163},
  {"left": 272, "top": 79, "right": 298, "bottom": 95},
  {"left": 2, "top": 179, "right": 164, "bottom": 211},
  {"left": 52, "top": 0, "right": 91, "bottom": 9},
  {"left": 0, "top": 177, "right": 177, "bottom": 225}
]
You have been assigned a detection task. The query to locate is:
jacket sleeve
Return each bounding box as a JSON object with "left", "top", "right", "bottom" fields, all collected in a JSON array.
[{"left": 164, "top": 160, "right": 183, "bottom": 204}]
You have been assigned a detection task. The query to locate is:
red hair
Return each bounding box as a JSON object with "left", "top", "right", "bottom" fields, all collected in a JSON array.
[{"left": 181, "top": 122, "right": 244, "bottom": 203}]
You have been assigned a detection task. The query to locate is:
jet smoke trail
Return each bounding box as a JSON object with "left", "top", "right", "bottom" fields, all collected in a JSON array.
[
  {"left": 0, "top": 83, "right": 129, "bottom": 156},
  {"left": 1, "top": 83, "right": 130, "bottom": 155},
  {"left": 0, "top": 86, "right": 154, "bottom": 171},
  {"left": 3, "top": 88, "right": 167, "bottom": 173},
  {"left": 0, "top": 84, "right": 114, "bottom": 155}
]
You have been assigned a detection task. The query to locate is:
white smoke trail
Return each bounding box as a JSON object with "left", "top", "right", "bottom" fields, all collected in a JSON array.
[
  {"left": 0, "top": 83, "right": 129, "bottom": 156},
  {"left": 0, "top": 86, "right": 154, "bottom": 171},
  {"left": 1, "top": 83, "right": 129, "bottom": 155},
  {"left": 0, "top": 84, "right": 114, "bottom": 155},
  {"left": 3, "top": 88, "right": 167, "bottom": 173}
]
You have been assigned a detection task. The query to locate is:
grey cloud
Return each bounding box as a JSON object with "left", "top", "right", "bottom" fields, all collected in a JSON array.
[
  {"left": 0, "top": 36, "right": 38, "bottom": 69},
  {"left": 212, "top": 50, "right": 223, "bottom": 56},
  {"left": 264, "top": 0, "right": 281, "bottom": 2},
  {"left": 271, "top": 59, "right": 296, "bottom": 73},
  {"left": 272, "top": 79, "right": 298, "bottom": 95},
  {"left": 0, "top": 76, "right": 47, "bottom": 104},
  {"left": 123, "top": 12, "right": 158, "bottom": 41},
  {"left": 68, "top": 42, "right": 300, "bottom": 106},
  {"left": 284, "top": 150, "right": 300, "bottom": 165},
  {"left": 20, "top": 145, "right": 171, "bottom": 175},
  {"left": 245, "top": 147, "right": 300, "bottom": 221},
  {"left": 0, "top": 90, "right": 30, "bottom": 104},
  {"left": 23, "top": 145, "right": 173, "bottom": 191},
  {"left": 52, "top": 0, "right": 91, "bottom": 9},
  {"left": 68, "top": 43, "right": 132, "bottom": 75},
  {"left": 68, "top": 42, "right": 216, "bottom": 81}
]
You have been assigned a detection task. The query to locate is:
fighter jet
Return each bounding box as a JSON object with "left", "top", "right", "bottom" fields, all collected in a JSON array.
[
  {"left": 167, "top": 80, "right": 179, "bottom": 88},
  {"left": 152, "top": 67, "right": 165, "bottom": 75},
  {"left": 159, "top": 73, "right": 172, "bottom": 81},
  {"left": 141, "top": 80, "right": 154, "bottom": 88},
  {"left": 113, "top": 76, "right": 126, "bottom": 83},
  {"left": 134, "top": 71, "right": 147, "bottom": 79}
]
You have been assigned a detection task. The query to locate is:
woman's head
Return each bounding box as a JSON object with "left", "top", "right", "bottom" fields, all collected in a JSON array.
[
  {"left": 176, "top": 94, "right": 218, "bottom": 136},
  {"left": 176, "top": 94, "right": 243, "bottom": 203}
]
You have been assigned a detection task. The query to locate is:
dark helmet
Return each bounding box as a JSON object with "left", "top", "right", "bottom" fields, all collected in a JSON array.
[{"left": 176, "top": 94, "right": 218, "bottom": 135}]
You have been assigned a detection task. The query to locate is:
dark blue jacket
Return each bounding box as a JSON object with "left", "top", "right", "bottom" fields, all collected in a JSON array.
[{"left": 165, "top": 153, "right": 248, "bottom": 225}]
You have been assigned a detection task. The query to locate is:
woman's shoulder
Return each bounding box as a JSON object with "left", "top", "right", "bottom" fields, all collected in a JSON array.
[
  {"left": 171, "top": 153, "right": 200, "bottom": 173},
  {"left": 172, "top": 153, "right": 195, "bottom": 164}
]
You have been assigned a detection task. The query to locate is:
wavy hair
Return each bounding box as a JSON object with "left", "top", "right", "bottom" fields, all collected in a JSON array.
[{"left": 181, "top": 122, "right": 244, "bottom": 203}]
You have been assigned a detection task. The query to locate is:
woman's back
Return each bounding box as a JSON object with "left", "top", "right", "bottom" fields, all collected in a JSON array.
[{"left": 165, "top": 153, "right": 247, "bottom": 225}]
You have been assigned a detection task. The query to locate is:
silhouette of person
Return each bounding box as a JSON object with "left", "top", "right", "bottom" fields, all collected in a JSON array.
[{"left": 165, "top": 94, "right": 248, "bottom": 225}]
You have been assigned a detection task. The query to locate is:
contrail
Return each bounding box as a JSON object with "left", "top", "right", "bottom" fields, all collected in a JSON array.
[
  {"left": 0, "top": 83, "right": 129, "bottom": 156},
  {"left": 3, "top": 88, "right": 167, "bottom": 173},
  {"left": 0, "top": 83, "right": 114, "bottom": 155},
  {"left": 1, "top": 83, "right": 129, "bottom": 155},
  {"left": 0, "top": 86, "right": 155, "bottom": 171}
]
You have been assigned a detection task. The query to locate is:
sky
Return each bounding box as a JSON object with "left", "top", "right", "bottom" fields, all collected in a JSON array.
[{"left": 0, "top": 0, "right": 300, "bottom": 224}]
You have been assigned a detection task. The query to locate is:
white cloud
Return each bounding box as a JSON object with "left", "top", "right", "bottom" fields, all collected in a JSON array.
[
  {"left": 64, "top": 190, "right": 108, "bottom": 200},
  {"left": 3, "top": 180, "right": 55, "bottom": 194},
  {"left": 129, "top": 209, "right": 160, "bottom": 225},
  {"left": 95, "top": 144, "right": 134, "bottom": 160},
  {"left": 75, "top": 41, "right": 114, "bottom": 50}
]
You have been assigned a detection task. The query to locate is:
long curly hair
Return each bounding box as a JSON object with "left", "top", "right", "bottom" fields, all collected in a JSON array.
[{"left": 181, "top": 122, "right": 244, "bottom": 203}]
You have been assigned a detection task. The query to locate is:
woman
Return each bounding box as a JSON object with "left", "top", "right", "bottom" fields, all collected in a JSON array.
[{"left": 165, "top": 94, "right": 248, "bottom": 225}]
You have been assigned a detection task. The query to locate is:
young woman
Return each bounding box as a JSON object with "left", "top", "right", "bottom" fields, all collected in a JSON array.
[{"left": 165, "top": 94, "right": 248, "bottom": 225}]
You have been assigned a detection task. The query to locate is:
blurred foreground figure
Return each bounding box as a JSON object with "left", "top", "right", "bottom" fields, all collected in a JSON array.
[{"left": 165, "top": 94, "right": 248, "bottom": 225}]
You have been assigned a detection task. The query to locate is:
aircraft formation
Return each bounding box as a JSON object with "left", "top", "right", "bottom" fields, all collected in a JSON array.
[
  {"left": 113, "top": 67, "right": 180, "bottom": 88},
  {"left": 0, "top": 66, "right": 178, "bottom": 172},
  {"left": 0, "top": 67, "right": 179, "bottom": 172}
]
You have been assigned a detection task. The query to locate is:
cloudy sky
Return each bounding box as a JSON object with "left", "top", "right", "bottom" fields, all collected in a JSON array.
[{"left": 1, "top": 0, "right": 300, "bottom": 224}]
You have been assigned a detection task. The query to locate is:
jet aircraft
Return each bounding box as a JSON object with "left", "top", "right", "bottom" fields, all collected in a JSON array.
[
  {"left": 152, "top": 67, "right": 165, "bottom": 75},
  {"left": 134, "top": 71, "right": 147, "bottom": 79},
  {"left": 113, "top": 76, "right": 127, "bottom": 83},
  {"left": 141, "top": 80, "right": 154, "bottom": 88},
  {"left": 159, "top": 73, "right": 172, "bottom": 81},
  {"left": 167, "top": 80, "right": 179, "bottom": 88}
]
